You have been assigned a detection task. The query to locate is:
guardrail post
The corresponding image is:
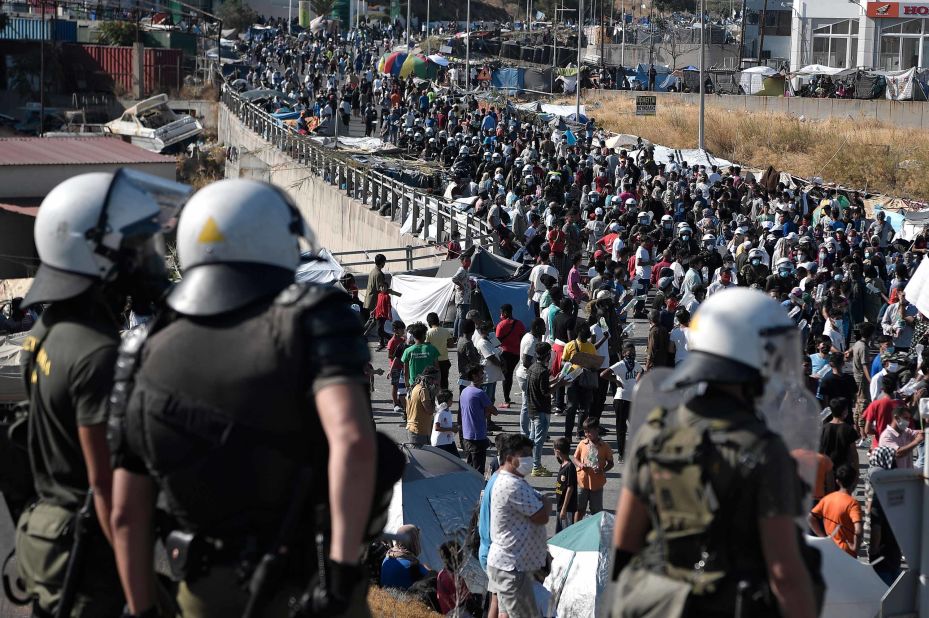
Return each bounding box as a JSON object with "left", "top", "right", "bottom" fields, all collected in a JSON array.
[
  {"left": 435, "top": 200, "right": 445, "bottom": 245},
  {"left": 405, "top": 245, "right": 413, "bottom": 272},
  {"left": 410, "top": 195, "right": 420, "bottom": 237},
  {"left": 389, "top": 184, "right": 398, "bottom": 220},
  {"left": 400, "top": 189, "right": 410, "bottom": 227},
  {"left": 361, "top": 171, "right": 369, "bottom": 206},
  {"left": 464, "top": 212, "right": 473, "bottom": 247},
  {"left": 423, "top": 196, "right": 432, "bottom": 241}
]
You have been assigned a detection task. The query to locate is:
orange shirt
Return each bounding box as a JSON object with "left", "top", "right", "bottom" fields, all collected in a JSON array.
[
  {"left": 811, "top": 491, "right": 862, "bottom": 557},
  {"left": 574, "top": 439, "right": 613, "bottom": 491}
]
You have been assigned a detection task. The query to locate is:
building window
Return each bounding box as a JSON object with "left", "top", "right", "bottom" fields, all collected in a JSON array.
[
  {"left": 761, "top": 10, "right": 792, "bottom": 37},
  {"left": 811, "top": 19, "right": 857, "bottom": 68},
  {"left": 879, "top": 19, "right": 926, "bottom": 70}
]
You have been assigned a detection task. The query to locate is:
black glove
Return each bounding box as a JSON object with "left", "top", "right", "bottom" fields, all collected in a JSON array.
[{"left": 305, "top": 559, "right": 363, "bottom": 616}]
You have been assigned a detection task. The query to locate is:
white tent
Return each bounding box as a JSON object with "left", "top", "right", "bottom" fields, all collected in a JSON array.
[
  {"left": 629, "top": 144, "right": 734, "bottom": 170},
  {"left": 739, "top": 66, "right": 779, "bottom": 95},
  {"left": 0, "top": 332, "right": 26, "bottom": 404},
  {"left": 385, "top": 445, "right": 486, "bottom": 582},
  {"left": 544, "top": 511, "right": 614, "bottom": 618},
  {"left": 295, "top": 248, "right": 345, "bottom": 284}
]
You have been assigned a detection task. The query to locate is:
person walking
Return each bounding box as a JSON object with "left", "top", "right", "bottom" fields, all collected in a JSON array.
[
  {"left": 608, "top": 288, "right": 819, "bottom": 618},
  {"left": 108, "top": 180, "right": 394, "bottom": 617},
  {"left": 603, "top": 341, "right": 643, "bottom": 463},
  {"left": 426, "top": 312, "right": 453, "bottom": 390},
  {"left": 363, "top": 253, "right": 388, "bottom": 325},
  {"left": 525, "top": 343, "right": 562, "bottom": 478},
  {"left": 515, "top": 319, "right": 546, "bottom": 437},
  {"left": 15, "top": 171, "right": 186, "bottom": 617},
  {"left": 562, "top": 323, "right": 601, "bottom": 442},
  {"left": 406, "top": 366, "right": 439, "bottom": 445},
  {"left": 460, "top": 366, "right": 497, "bottom": 475},
  {"left": 452, "top": 254, "right": 472, "bottom": 338}
]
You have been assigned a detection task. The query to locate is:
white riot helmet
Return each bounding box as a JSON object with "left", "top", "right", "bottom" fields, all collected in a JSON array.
[
  {"left": 24, "top": 170, "right": 190, "bottom": 308},
  {"left": 775, "top": 256, "right": 793, "bottom": 271},
  {"left": 748, "top": 247, "right": 765, "bottom": 262},
  {"left": 662, "top": 287, "right": 797, "bottom": 391},
  {"left": 168, "top": 179, "right": 315, "bottom": 317}
]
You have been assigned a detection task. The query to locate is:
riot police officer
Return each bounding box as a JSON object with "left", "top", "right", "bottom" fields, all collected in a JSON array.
[
  {"left": 108, "top": 179, "right": 382, "bottom": 618},
  {"left": 16, "top": 170, "right": 188, "bottom": 617},
  {"left": 740, "top": 247, "right": 771, "bottom": 288},
  {"left": 608, "top": 288, "right": 821, "bottom": 618}
]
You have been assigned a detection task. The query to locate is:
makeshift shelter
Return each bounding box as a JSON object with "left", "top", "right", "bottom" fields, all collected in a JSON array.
[
  {"left": 0, "top": 332, "right": 26, "bottom": 405},
  {"left": 435, "top": 246, "right": 521, "bottom": 280},
  {"left": 523, "top": 68, "right": 556, "bottom": 94},
  {"left": 385, "top": 445, "right": 484, "bottom": 571},
  {"left": 849, "top": 71, "right": 886, "bottom": 99},
  {"left": 544, "top": 511, "right": 614, "bottom": 618},
  {"left": 491, "top": 67, "right": 524, "bottom": 94},
  {"left": 390, "top": 273, "right": 455, "bottom": 326},
  {"left": 882, "top": 67, "right": 929, "bottom": 101},
  {"left": 806, "top": 536, "right": 886, "bottom": 618},
  {"left": 634, "top": 63, "right": 672, "bottom": 92},
  {"left": 739, "top": 66, "right": 785, "bottom": 96},
  {"left": 793, "top": 64, "right": 856, "bottom": 78},
  {"left": 898, "top": 208, "right": 929, "bottom": 241},
  {"left": 295, "top": 248, "right": 345, "bottom": 284},
  {"left": 378, "top": 52, "right": 439, "bottom": 79},
  {"left": 476, "top": 280, "right": 533, "bottom": 330}
]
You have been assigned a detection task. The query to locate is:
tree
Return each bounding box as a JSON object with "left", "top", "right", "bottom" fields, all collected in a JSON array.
[
  {"left": 97, "top": 20, "right": 139, "bottom": 46},
  {"left": 216, "top": 0, "right": 257, "bottom": 31},
  {"left": 310, "top": 0, "right": 335, "bottom": 18}
]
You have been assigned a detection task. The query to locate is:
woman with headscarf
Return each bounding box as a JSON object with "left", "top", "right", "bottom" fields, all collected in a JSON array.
[{"left": 380, "top": 524, "right": 429, "bottom": 590}]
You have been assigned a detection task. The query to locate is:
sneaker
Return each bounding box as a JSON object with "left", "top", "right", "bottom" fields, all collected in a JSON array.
[
  {"left": 393, "top": 405, "right": 402, "bottom": 415},
  {"left": 531, "top": 465, "right": 553, "bottom": 477}
]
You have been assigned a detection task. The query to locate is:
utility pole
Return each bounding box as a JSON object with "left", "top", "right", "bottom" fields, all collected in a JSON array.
[
  {"left": 698, "top": 0, "right": 705, "bottom": 150},
  {"left": 425, "top": 0, "right": 430, "bottom": 52},
  {"left": 39, "top": 0, "right": 46, "bottom": 136},
  {"left": 576, "top": 0, "right": 583, "bottom": 121},
  {"left": 757, "top": 0, "right": 768, "bottom": 64},
  {"left": 620, "top": 0, "right": 625, "bottom": 69},
  {"left": 599, "top": 0, "right": 604, "bottom": 73},
  {"left": 465, "top": 0, "right": 471, "bottom": 90},
  {"left": 406, "top": 0, "right": 411, "bottom": 48},
  {"left": 288, "top": 0, "right": 293, "bottom": 33}
]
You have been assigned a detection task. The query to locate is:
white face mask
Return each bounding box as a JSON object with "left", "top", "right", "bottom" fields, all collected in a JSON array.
[
  {"left": 516, "top": 456, "right": 534, "bottom": 476},
  {"left": 898, "top": 419, "right": 910, "bottom": 431}
]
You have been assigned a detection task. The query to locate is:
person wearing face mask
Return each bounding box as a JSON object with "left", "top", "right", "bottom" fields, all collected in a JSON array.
[
  {"left": 707, "top": 268, "right": 735, "bottom": 296},
  {"left": 878, "top": 407, "right": 924, "bottom": 469},
  {"left": 766, "top": 257, "right": 798, "bottom": 297},
  {"left": 740, "top": 247, "right": 770, "bottom": 288},
  {"left": 881, "top": 289, "right": 918, "bottom": 352},
  {"left": 486, "top": 433, "right": 551, "bottom": 618}
]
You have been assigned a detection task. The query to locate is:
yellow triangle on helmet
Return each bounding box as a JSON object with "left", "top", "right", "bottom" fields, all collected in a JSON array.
[{"left": 197, "top": 217, "right": 225, "bottom": 244}]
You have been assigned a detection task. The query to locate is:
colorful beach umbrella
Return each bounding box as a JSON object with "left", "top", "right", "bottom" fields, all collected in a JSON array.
[{"left": 378, "top": 51, "right": 439, "bottom": 79}]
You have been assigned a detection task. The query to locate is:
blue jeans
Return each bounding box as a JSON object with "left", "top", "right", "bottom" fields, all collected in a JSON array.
[
  {"left": 917, "top": 442, "right": 926, "bottom": 471},
  {"left": 454, "top": 303, "right": 470, "bottom": 338},
  {"left": 529, "top": 413, "right": 551, "bottom": 467},
  {"left": 481, "top": 381, "right": 496, "bottom": 404}
]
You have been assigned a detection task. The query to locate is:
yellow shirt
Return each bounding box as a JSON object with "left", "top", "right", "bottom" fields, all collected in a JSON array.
[
  {"left": 406, "top": 383, "right": 434, "bottom": 436},
  {"left": 426, "top": 326, "right": 451, "bottom": 362},
  {"left": 562, "top": 339, "right": 598, "bottom": 371}
]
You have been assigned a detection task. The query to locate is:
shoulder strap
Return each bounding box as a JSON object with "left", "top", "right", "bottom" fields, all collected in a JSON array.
[{"left": 106, "top": 312, "right": 173, "bottom": 455}]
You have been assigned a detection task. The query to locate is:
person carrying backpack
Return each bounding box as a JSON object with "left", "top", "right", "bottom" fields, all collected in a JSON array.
[{"left": 607, "top": 287, "right": 823, "bottom": 618}]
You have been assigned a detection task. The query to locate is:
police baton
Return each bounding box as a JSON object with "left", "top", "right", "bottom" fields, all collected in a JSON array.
[{"left": 55, "top": 490, "right": 95, "bottom": 618}]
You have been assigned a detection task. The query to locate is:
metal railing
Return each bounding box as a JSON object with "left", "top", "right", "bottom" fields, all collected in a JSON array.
[{"left": 221, "top": 89, "right": 494, "bottom": 254}]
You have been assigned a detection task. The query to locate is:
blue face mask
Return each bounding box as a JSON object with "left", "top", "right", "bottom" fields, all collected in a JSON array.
[
  {"left": 834, "top": 274, "right": 843, "bottom": 282},
  {"left": 779, "top": 269, "right": 791, "bottom": 278},
  {"left": 887, "top": 345, "right": 896, "bottom": 354}
]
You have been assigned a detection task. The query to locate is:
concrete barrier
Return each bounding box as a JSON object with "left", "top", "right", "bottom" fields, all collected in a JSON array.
[{"left": 585, "top": 90, "right": 929, "bottom": 129}]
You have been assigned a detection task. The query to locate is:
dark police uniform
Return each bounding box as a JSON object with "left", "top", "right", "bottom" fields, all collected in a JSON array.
[
  {"left": 110, "top": 283, "right": 371, "bottom": 617},
  {"left": 16, "top": 301, "right": 124, "bottom": 617},
  {"left": 618, "top": 394, "right": 803, "bottom": 618}
]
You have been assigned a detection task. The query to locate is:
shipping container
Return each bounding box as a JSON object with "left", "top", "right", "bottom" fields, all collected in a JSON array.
[
  {"left": 0, "top": 17, "right": 77, "bottom": 42},
  {"left": 142, "top": 30, "right": 198, "bottom": 57},
  {"left": 64, "top": 44, "right": 183, "bottom": 96}
]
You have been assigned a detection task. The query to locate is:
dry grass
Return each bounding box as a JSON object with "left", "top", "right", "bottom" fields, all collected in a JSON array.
[
  {"left": 576, "top": 96, "right": 929, "bottom": 200},
  {"left": 367, "top": 586, "right": 441, "bottom": 618},
  {"left": 176, "top": 145, "right": 225, "bottom": 190}
]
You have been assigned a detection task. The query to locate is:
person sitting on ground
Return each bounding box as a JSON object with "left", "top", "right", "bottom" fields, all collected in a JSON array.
[{"left": 380, "top": 524, "right": 429, "bottom": 590}]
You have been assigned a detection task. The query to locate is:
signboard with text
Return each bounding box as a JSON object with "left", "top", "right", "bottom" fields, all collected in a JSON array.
[
  {"left": 635, "top": 95, "right": 656, "bottom": 116},
  {"left": 868, "top": 2, "right": 929, "bottom": 18}
]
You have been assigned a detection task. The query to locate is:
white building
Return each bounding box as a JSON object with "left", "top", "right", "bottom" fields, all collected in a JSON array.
[{"left": 743, "top": 0, "right": 929, "bottom": 71}]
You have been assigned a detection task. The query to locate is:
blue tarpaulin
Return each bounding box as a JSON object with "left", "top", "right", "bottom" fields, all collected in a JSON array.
[
  {"left": 634, "top": 63, "right": 672, "bottom": 92},
  {"left": 477, "top": 280, "right": 534, "bottom": 330},
  {"left": 492, "top": 67, "right": 524, "bottom": 94}
]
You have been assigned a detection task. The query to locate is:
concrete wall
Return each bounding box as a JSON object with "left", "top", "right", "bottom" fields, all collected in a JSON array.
[
  {"left": 218, "top": 105, "right": 443, "bottom": 272},
  {"left": 586, "top": 90, "right": 929, "bottom": 130}
]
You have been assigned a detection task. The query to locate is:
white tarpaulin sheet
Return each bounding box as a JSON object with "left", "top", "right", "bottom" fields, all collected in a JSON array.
[
  {"left": 295, "top": 248, "right": 344, "bottom": 284},
  {"left": 514, "top": 102, "right": 586, "bottom": 117},
  {"left": 882, "top": 67, "right": 918, "bottom": 100},
  {"left": 309, "top": 136, "right": 392, "bottom": 152},
  {"left": 793, "top": 64, "right": 856, "bottom": 77},
  {"left": 390, "top": 274, "right": 455, "bottom": 325},
  {"left": 630, "top": 144, "right": 734, "bottom": 170},
  {"left": 905, "top": 256, "right": 929, "bottom": 318},
  {"left": 740, "top": 66, "right": 779, "bottom": 95}
]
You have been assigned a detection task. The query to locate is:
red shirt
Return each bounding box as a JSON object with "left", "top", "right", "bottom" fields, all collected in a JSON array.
[
  {"left": 548, "top": 229, "right": 567, "bottom": 254},
  {"left": 374, "top": 291, "right": 392, "bottom": 319},
  {"left": 387, "top": 336, "right": 406, "bottom": 372},
  {"left": 495, "top": 318, "right": 526, "bottom": 356},
  {"left": 863, "top": 397, "right": 904, "bottom": 448},
  {"left": 436, "top": 569, "right": 470, "bottom": 614},
  {"left": 651, "top": 258, "right": 672, "bottom": 284}
]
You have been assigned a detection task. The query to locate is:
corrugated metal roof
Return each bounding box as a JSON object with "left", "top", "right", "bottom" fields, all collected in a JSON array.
[{"left": 0, "top": 137, "right": 176, "bottom": 166}]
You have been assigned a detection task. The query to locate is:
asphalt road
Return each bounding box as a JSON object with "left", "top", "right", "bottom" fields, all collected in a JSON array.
[{"left": 366, "top": 317, "right": 651, "bottom": 540}]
